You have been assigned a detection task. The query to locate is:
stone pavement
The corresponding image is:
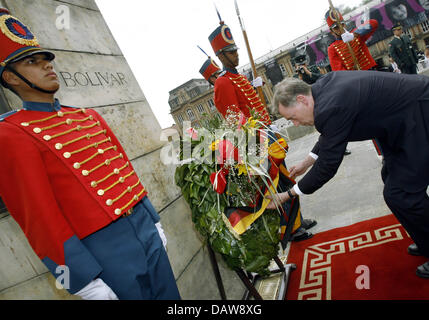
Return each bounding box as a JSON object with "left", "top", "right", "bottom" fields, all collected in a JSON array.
[{"left": 255, "top": 130, "right": 391, "bottom": 299}]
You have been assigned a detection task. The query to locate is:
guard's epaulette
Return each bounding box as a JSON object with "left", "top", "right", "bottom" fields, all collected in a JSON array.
[
  {"left": 0, "top": 110, "right": 19, "bottom": 122},
  {"left": 219, "top": 70, "right": 227, "bottom": 77}
]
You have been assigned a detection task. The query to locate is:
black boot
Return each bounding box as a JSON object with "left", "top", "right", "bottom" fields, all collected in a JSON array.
[
  {"left": 290, "top": 227, "right": 313, "bottom": 242},
  {"left": 408, "top": 243, "right": 422, "bottom": 256},
  {"left": 416, "top": 261, "right": 429, "bottom": 278},
  {"left": 301, "top": 218, "right": 317, "bottom": 230}
]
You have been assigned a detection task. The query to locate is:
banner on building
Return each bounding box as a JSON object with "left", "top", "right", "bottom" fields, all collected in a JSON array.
[
  {"left": 264, "top": 58, "right": 284, "bottom": 86},
  {"left": 290, "top": 0, "right": 428, "bottom": 68}
]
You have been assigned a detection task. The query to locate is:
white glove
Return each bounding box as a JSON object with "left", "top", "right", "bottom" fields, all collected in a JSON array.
[
  {"left": 341, "top": 31, "right": 354, "bottom": 43},
  {"left": 75, "top": 278, "right": 118, "bottom": 300},
  {"left": 251, "top": 76, "right": 263, "bottom": 88},
  {"left": 155, "top": 222, "right": 167, "bottom": 249}
]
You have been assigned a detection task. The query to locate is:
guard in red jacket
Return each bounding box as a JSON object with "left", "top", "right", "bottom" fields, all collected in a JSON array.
[
  {"left": 326, "top": 8, "right": 378, "bottom": 71},
  {"left": 208, "top": 21, "right": 271, "bottom": 125},
  {"left": 0, "top": 9, "right": 180, "bottom": 300}
]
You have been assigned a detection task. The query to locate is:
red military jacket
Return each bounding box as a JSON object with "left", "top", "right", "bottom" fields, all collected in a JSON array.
[
  {"left": 214, "top": 68, "right": 271, "bottom": 125},
  {"left": 0, "top": 100, "right": 147, "bottom": 271},
  {"left": 328, "top": 19, "right": 378, "bottom": 71}
]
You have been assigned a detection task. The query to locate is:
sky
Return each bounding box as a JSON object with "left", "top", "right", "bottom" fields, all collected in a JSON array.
[{"left": 95, "top": 0, "right": 364, "bottom": 128}]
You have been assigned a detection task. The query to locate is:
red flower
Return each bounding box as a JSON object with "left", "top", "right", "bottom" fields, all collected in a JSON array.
[{"left": 210, "top": 167, "right": 229, "bottom": 194}]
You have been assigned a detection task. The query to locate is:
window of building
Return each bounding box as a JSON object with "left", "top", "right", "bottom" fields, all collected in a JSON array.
[
  {"left": 207, "top": 99, "right": 216, "bottom": 110},
  {"left": 178, "top": 94, "right": 187, "bottom": 104},
  {"left": 177, "top": 114, "right": 184, "bottom": 125},
  {"left": 187, "top": 109, "right": 195, "bottom": 120},
  {"left": 422, "top": 20, "right": 429, "bottom": 33},
  {"left": 197, "top": 104, "right": 205, "bottom": 113},
  {"left": 169, "top": 97, "right": 179, "bottom": 109},
  {"left": 279, "top": 63, "right": 287, "bottom": 76},
  {"left": 189, "top": 89, "right": 198, "bottom": 99}
]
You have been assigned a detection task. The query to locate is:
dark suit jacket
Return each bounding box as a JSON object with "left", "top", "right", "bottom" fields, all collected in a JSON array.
[{"left": 298, "top": 71, "right": 429, "bottom": 194}]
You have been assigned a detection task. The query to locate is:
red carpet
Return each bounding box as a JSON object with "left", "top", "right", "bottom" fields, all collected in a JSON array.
[{"left": 285, "top": 214, "right": 429, "bottom": 300}]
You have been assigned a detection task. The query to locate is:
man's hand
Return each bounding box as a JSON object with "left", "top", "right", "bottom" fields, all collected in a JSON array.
[
  {"left": 289, "top": 155, "right": 316, "bottom": 178},
  {"left": 265, "top": 192, "right": 289, "bottom": 210},
  {"left": 289, "top": 162, "right": 309, "bottom": 179}
]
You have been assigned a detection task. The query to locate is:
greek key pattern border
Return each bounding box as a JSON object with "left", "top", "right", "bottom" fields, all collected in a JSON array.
[{"left": 296, "top": 223, "right": 408, "bottom": 300}]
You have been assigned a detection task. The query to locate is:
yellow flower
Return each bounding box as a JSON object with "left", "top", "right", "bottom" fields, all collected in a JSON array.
[
  {"left": 236, "top": 163, "right": 248, "bottom": 176},
  {"left": 210, "top": 139, "right": 220, "bottom": 151},
  {"left": 247, "top": 117, "right": 258, "bottom": 128}
]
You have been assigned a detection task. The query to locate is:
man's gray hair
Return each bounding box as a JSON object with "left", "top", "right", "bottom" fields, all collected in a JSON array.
[{"left": 270, "top": 77, "right": 312, "bottom": 115}]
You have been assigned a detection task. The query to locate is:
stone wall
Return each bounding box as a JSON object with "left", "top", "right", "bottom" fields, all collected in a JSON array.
[{"left": 0, "top": 0, "right": 244, "bottom": 300}]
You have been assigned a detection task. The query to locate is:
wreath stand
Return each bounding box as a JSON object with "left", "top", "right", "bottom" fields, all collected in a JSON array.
[{"left": 207, "top": 208, "right": 298, "bottom": 300}]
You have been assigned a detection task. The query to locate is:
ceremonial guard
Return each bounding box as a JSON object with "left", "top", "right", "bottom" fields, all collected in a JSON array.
[
  {"left": 199, "top": 56, "right": 221, "bottom": 86},
  {"left": 208, "top": 20, "right": 316, "bottom": 241},
  {"left": 388, "top": 22, "right": 419, "bottom": 74},
  {"left": 325, "top": 8, "right": 378, "bottom": 71},
  {"left": 208, "top": 21, "right": 271, "bottom": 125},
  {"left": 0, "top": 9, "right": 180, "bottom": 300}
]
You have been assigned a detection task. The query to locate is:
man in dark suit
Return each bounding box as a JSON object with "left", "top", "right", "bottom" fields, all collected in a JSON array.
[{"left": 268, "top": 71, "right": 429, "bottom": 278}]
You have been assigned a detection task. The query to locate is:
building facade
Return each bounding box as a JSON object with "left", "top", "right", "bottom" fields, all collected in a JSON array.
[{"left": 169, "top": 79, "right": 221, "bottom": 131}]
